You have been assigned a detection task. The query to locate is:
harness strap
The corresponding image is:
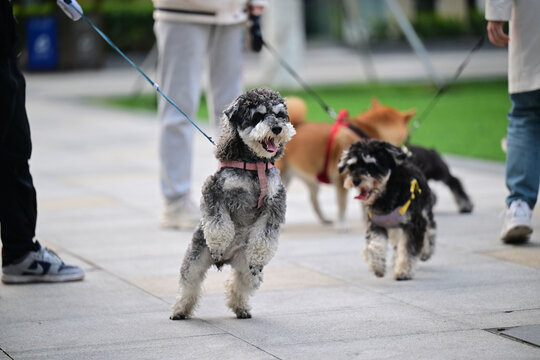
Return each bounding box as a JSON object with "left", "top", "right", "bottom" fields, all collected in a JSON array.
[
  {"left": 317, "top": 109, "right": 349, "bottom": 184},
  {"left": 219, "top": 160, "right": 274, "bottom": 209},
  {"left": 368, "top": 178, "right": 422, "bottom": 228}
]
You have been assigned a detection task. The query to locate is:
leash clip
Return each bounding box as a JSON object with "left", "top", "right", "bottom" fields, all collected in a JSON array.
[{"left": 57, "top": 0, "right": 83, "bottom": 21}]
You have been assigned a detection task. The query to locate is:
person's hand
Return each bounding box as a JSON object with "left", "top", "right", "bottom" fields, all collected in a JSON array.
[
  {"left": 487, "top": 20, "right": 510, "bottom": 46},
  {"left": 250, "top": 5, "right": 264, "bottom": 16},
  {"left": 249, "top": 13, "right": 263, "bottom": 52}
]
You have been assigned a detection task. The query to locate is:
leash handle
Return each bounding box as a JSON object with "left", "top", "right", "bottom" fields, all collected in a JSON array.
[
  {"left": 57, "top": 0, "right": 82, "bottom": 21},
  {"left": 65, "top": 1, "right": 215, "bottom": 146}
]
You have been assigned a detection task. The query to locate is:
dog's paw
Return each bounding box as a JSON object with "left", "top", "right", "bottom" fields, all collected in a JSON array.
[
  {"left": 373, "top": 268, "right": 386, "bottom": 278},
  {"left": 235, "top": 309, "right": 252, "bottom": 319},
  {"left": 420, "top": 253, "right": 431, "bottom": 262},
  {"left": 248, "top": 265, "right": 264, "bottom": 287},
  {"left": 249, "top": 265, "right": 263, "bottom": 277},
  {"left": 394, "top": 272, "right": 413, "bottom": 281},
  {"left": 170, "top": 313, "right": 188, "bottom": 320},
  {"left": 210, "top": 250, "right": 224, "bottom": 263}
]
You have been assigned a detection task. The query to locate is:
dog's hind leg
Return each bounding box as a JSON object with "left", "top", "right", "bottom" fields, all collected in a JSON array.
[
  {"left": 226, "top": 257, "right": 260, "bottom": 319},
  {"left": 395, "top": 220, "right": 426, "bottom": 280},
  {"left": 171, "top": 227, "right": 213, "bottom": 320},
  {"left": 364, "top": 227, "right": 388, "bottom": 277},
  {"left": 420, "top": 211, "right": 436, "bottom": 262},
  {"left": 305, "top": 180, "right": 332, "bottom": 225},
  {"left": 445, "top": 175, "right": 474, "bottom": 213},
  {"left": 393, "top": 232, "right": 416, "bottom": 281}
]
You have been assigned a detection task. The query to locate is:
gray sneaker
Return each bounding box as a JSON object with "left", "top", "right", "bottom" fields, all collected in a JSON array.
[
  {"left": 2, "top": 244, "right": 84, "bottom": 284},
  {"left": 160, "top": 197, "right": 201, "bottom": 230},
  {"left": 500, "top": 200, "right": 533, "bottom": 244}
]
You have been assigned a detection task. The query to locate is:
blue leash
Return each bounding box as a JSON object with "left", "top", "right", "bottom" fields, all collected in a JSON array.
[{"left": 64, "top": 1, "right": 215, "bottom": 146}]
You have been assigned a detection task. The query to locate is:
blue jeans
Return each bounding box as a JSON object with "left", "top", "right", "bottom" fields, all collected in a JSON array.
[{"left": 506, "top": 89, "right": 540, "bottom": 209}]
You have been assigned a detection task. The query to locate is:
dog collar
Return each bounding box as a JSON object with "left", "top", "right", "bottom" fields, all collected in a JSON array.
[
  {"left": 368, "top": 179, "right": 422, "bottom": 228},
  {"left": 317, "top": 109, "right": 349, "bottom": 184},
  {"left": 219, "top": 160, "right": 275, "bottom": 209}
]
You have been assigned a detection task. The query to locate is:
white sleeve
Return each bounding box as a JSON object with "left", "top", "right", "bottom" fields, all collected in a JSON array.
[{"left": 485, "top": 0, "right": 512, "bottom": 21}]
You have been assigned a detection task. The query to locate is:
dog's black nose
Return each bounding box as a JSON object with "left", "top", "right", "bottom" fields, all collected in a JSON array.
[
  {"left": 353, "top": 179, "right": 361, "bottom": 186},
  {"left": 271, "top": 126, "right": 282, "bottom": 135}
]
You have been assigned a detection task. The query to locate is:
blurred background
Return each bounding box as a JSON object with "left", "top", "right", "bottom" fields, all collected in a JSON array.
[{"left": 12, "top": 0, "right": 508, "bottom": 161}]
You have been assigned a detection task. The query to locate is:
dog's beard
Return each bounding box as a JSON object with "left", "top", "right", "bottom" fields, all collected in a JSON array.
[
  {"left": 239, "top": 121, "right": 296, "bottom": 159},
  {"left": 344, "top": 172, "right": 390, "bottom": 205}
]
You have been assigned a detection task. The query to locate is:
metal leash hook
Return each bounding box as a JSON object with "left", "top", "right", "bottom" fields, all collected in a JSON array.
[{"left": 57, "top": 0, "right": 215, "bottom": 146}]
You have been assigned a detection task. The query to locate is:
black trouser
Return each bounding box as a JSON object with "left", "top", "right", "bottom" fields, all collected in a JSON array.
[{"left": 1, "top": 0, "right": 40, "bottom": 265}]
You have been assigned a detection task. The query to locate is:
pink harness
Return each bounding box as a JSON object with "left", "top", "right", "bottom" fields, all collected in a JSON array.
[{"left": 219, "top": 160, "right": 275, "bottom": 209}]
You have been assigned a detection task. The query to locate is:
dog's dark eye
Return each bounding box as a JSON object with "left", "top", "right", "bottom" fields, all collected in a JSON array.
[{"left": 252, "top": 112, "right": 265, "bottom": 122}]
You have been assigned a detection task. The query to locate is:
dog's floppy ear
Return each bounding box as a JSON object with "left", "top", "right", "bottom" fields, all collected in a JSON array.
[
  {"left": 223, "top": 97, "right": 243, "bottom": 125},
  {"left": 381, "top": 141, "right": 407, "bottom": 165},
  {"left": 338, "top": 149, "right": 350, "bottom": 174}
]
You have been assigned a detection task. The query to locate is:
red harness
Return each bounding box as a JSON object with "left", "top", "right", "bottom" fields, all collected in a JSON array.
[
  {"left": 317, "top": 109, "right": 349, "bottom": 184},
  {"left": 219, "top": 160, "right": 275, "bottom": 209}
]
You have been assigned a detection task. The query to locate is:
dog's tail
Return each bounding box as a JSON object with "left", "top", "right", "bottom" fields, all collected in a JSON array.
[{"left": 285, "top": 96, "right": 307, "bottom": 128}]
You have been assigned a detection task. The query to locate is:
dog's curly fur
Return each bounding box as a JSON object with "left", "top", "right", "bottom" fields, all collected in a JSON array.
[
  {"left": 170, "top": 88, "right": 295, "bottom": 320},
  {"left": 338, "top": 140, "right": 436, "bottom": 280}
]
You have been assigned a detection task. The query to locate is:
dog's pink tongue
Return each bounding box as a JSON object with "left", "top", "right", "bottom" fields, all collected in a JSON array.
[
  {"left": 266, "top": 138, "right": 280, "bottom": 152},
  {"left": 354, "top": 189, "right": 369, "bottom": 200}
]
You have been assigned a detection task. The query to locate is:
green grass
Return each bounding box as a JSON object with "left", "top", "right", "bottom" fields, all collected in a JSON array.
[{"left": 101, "top": 78, "right": 510, "bottom": 162}]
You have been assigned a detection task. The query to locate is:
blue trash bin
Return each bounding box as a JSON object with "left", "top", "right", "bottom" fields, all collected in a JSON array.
[{"left": 26, "top": 16, "right": 59, "bottom": 71}]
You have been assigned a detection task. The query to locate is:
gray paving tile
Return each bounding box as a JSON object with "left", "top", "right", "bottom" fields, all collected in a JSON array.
[
  {"left": 0, "top": 311, "right": 222, "bottom": 354},
  {"left": 206, "top": 303, "right": 468, "bottom": 347},
  {"left": 500, "top": 324, "right": 540, "bottom": 347},
  {"left": 265, "top": 330, "right": 540, "bottom": 360},
  {"left": 0, "top": 270, "right": 165, "bottom": 324},
  {"left": 454, "top": 309, "right": 540, "bottom": 330},
  {"left": 387, "top": 281, "right": 540, "bottom": 316},
  {"left": 8, "top": 334, "right": 276, "bottom": 360}
]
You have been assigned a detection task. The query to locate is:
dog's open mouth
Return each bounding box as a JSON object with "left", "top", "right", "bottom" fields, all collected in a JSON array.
[
  {"left": 262, "top": 138, "right": 280, "bottom": 153},
  {"left": 354, "top": 188, "right": 370, "bottom": 201}
]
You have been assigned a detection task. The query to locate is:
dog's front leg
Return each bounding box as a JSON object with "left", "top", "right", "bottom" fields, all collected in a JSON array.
[
  {"left": 364, "top": 226, "right": 388, "bottom": 277},
  {"left": 202, "top": 206, "right": 235, "bottom": 263},
  {"left": 246, "top": 217, "right": 279, "bottom": 283}
]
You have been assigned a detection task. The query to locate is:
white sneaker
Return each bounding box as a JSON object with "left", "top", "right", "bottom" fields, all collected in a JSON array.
[
  {"left": 2, "top": 243, "right": 85, "bottom": 284},
  {"left": 160, "top": 197, "right": 201, "bottom": 230},
  {"left": 500, "top": 200, "right": 533, "bottom": 244}
]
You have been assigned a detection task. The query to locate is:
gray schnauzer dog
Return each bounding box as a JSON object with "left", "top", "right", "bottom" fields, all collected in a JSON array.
[
  {"left": 170, "top": 88, "right": 295, "bottom": 320},
  {"left": 338, "top": 139, "right": 436, "bottom": 280}
]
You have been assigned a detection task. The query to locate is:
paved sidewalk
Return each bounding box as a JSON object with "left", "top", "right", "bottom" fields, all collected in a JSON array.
[{"left": 1, "top": 45, "right": 539, "bottom": 359}]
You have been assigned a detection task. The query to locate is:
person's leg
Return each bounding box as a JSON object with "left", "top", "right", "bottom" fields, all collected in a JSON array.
[
  {"left": 501, "top": 89, "right": 540, "bottom": 243},
  {"left": 206, "top": 23, "right": 244, "bottom": 128},
  {"left": 154, "top": 21, "right": 209, "bottom": 229},
  {"left": 506, "top": 89, "right": 540, "bottom": 209},
  {"left": 1, "top": 0, "right": 39, "bottom": 264},
  {"left": 0, "top": 2, "right": 83, "bottom": 283}
]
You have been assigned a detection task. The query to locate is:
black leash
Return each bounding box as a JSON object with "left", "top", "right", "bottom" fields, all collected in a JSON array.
[
  {"left": 250, "top": 15, "right": 337, "bottom": 120},
  {"left": 250, "top": 16, "right": 485, "bottom": 139},
  {"left": 406, "top": 35, "right": 486, "bottom": 144}
]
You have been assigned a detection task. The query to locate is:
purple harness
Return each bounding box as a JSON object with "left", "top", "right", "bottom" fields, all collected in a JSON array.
[
  {"left": 368, "top": 179, "right": 422, "bottom": 229},
  {"left": 369, "top": 208, "right": 405, "bottom": 228}
]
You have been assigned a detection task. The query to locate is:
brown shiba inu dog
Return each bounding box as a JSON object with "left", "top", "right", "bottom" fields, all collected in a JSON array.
[{"left": 277, "top": 97, "right": 414, "bottom": 231}]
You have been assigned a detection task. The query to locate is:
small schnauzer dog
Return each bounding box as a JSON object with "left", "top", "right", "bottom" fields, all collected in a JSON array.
[
  {"left": 170, "top": 88, "right": 295, "bottom": 320},
  {"left": 338, "top": 139, "right": 436, "bottom": 280}
]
